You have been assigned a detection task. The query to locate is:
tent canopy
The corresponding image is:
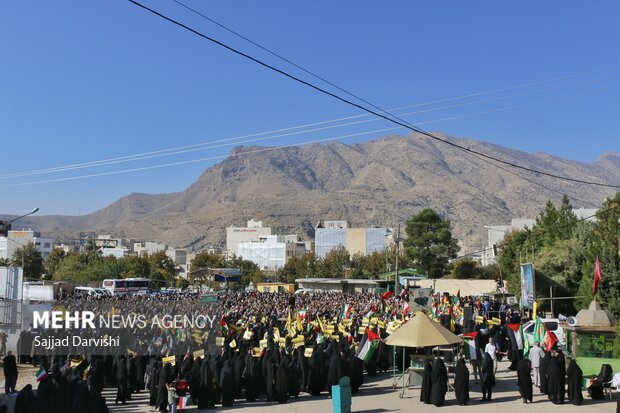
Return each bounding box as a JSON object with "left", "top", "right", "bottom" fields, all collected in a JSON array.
[{"left": 385, "top": 311, "right": 462, "bottom": 348}]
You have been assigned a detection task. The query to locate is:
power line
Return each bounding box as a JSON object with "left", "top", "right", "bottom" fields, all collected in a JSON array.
[
  {"left": 4, "top": 85, "right": 619, "bottom": 189},
  {"left": 3, "top": 77, "right": 619, "bottom": 180},
  {"left": 128, "top": 0, "right": 620, "bottom": 189}
]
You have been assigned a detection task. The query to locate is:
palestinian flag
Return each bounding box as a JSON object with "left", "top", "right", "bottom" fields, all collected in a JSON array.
[
  {"left": 356, "top": 328, "right": 380, "bottom": 363},
  {"left": 219, "top": 317, "right": 229, "bottom": 335},
  {"left": 507, "top": 323, "right": 524, "bottom": 350},
  {"left": 35, "top": 367, "right": 48, "bottom": 382},
  {"left": 299, "top": 308, "right": 307, "bottom": 319},
  {"left": 462, "top": 333, "right": 478, "bottom": 361}
]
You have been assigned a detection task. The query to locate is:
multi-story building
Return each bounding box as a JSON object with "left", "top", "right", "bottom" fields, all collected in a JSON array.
[
  {"left": 0, "top": 230, "right": 55, "bottom": 261},
  {"left": 237, "top": 235, "right": 306, "bottom": 270},
  {"left": 314, "top": 220, "right": 392, "bottom": 258},
  {"left": 226, "top": 219, "right": 272, "bottom": 258},
  {"left": 134, "top": 241, "right": 168, "bottom": 256}
]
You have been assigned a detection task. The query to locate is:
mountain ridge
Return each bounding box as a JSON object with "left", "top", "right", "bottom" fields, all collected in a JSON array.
[{"left": 4, "top": 133, "right": 619, "bottom": 253}]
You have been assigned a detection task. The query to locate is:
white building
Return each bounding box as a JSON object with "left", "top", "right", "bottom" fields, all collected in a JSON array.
[
  {"left": 314, "top": 220, "right": 392, "bottom": 258},
  {"left": 100, "top": 247, "right": 129, "bottom": 258},
  {"left": 226, "top": 219, "right": 272, "bottom": 258},
  {"left": 134, "top": 241, "right": 168, "bottom": 256},
  {"left": 237, "top": 235, "right": 306, "bottom": 270},
  {"left": 0, "top": 230, "right": 55, "bottom": 261}
]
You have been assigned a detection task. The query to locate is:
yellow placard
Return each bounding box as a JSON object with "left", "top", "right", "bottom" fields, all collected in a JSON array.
[
  {"left": 362, "top": 318, "right": 369, "bottom": 327},
  {"left": 294, "top": 341, "right": 305, "bottom": 349},
  {"left": 342, "top": 319, "right": 353, "bottom": 326},
  {"left": 162, "top": 355, "right": 176, "bottom": 366},
  {"left": 243, "top": 330, "right": 253, "bottom": 340},
  {"left": 377, "top": 320, "right": 386, "bottom": 329},
  {"left": 292, "top": 335, "right": 305, "bottom": 344},
  {"left": 193, "top": 349, "right": 204, "bottom": 359},
  {"left": 215, "top": 337, "right": 225, "bottom": 347},
  {"left": 259, "top": 339, "right": 268, "bottom": 348},
  {"left": 331, "top": 334, "right": 340, "bottom": 341},
  {"left": 304, "top": 348, "right": 313, "bottom": 358},
  {"left": 252, "top": 348, "right": 261, "bottom": 357},
  {"left": 229, "top": 339, "right": 237, "bottom": 349},
  {"left": 358, "top": 326, "right": 366, "bottom": 335},
  {"left": 278, "top": 337, "right": 286, "bottom": 346}
]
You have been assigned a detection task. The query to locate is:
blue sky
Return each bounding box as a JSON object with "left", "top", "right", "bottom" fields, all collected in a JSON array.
[{"left": 1, "top": 1, "right": 619, "bottom": 216}]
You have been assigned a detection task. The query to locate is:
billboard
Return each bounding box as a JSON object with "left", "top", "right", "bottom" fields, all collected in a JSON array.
[{"left": 519, "top": 263, "right": 535, "bottom": 309}]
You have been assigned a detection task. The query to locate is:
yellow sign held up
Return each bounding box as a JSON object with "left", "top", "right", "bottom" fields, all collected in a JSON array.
[
  {"left": 193, "top": 350, "right": 205, "bottom": 359},
  {"left": 215, "top": 337, "right": 225, "bottom": 347},
  {"left": 304, "top": 348, "right": 313, "bottom": 358},
  {"left": 162, "top": 355, "right": 176, "bottom": 366}
]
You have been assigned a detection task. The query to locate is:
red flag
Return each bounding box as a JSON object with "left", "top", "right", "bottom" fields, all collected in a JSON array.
[
  {"left": 545, "top": 331, "right": 558, "bottom": 351},
  {"left": 366, "top": 327, "right": 380, "bottom": 341},
  {"left": 382, "top": 291, "right": 394, "bottom": 301},
  {"left": 593, "top": 256, "right": 602, "bottom": 295}
]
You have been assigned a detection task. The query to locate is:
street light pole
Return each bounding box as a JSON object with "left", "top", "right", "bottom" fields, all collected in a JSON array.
[{"left": 7, "top": 208, "right": 39, "bottom": 225}]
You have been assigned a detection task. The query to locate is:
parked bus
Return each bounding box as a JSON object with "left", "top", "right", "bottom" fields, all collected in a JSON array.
[{"left": 102, "top": 278, "right": 150, "bottom": 296}]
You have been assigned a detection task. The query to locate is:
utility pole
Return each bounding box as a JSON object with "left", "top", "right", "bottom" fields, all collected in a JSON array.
[{"left": 394, "top": 224, "right": 400, "bottom": 296}]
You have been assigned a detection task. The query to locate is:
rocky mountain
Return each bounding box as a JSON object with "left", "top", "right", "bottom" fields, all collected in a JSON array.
[{"left": 6, "top": 133, "right": 620, "bottom": 253}]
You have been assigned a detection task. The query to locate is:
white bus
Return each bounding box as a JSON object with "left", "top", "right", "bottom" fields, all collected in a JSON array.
[{"left": 102, "top": 278, "right": 151, "bottom": 296}]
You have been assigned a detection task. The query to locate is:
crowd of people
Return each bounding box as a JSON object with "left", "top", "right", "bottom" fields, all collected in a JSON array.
[{"left": 2, "top": 289, "right": 619, "bottom": 412}]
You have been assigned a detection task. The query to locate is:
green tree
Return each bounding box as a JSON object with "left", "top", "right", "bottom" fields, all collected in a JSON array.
[
  {"left": 449, "top": 258, "right": 479, "bottom": 279},
  {"left": 121, "top": 255, "right": 151, "bottom": 278},
  {"left": 12, "top": 242, "right": 44, "bottom": 279},
  {"left": 191, "top": 252, "right": 226, "bottom": 270},
  {"left": 278, "top": 256, "right": 303, "bottom": 283},
  {"left": 362, "top": 251, "right": 385, "bottom": 278},
  {"left": 147, "top": 251, "right": 178, "bottom": 287},
  {"left": 591, "top": 194, "right": 620, "bottom": 316},
  {"left": 403, "top": 209, "right": 460, "bottom": 278},
  {"left": 321, "top": 246, "right": 350, "bottom": 278},
  {"left": 45, "top": 248, "right": 67, "bottom": 277},
  {"left": 0, "top": 257, "right": 10, "bottom": 267}
]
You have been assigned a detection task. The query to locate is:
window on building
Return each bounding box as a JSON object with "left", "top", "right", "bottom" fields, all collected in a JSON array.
[{"left": 44, "top": 242, "right": 51, "bottom": 248}]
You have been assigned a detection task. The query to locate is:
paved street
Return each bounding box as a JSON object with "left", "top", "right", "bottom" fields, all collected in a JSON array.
[{"left": 105, "top": 360, "right": 618, "bottom": 413}]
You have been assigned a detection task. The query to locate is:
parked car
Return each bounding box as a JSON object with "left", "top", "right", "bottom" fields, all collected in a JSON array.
[
  {"left": 522, "top": 318, "right": 566, "bottom": 348},
  {"left": 74, "top": 286, "right": 105, "bottom": 299}
]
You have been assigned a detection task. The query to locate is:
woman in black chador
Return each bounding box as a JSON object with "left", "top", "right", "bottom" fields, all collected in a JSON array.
[
  {"left": 566, "top": 358, "right": 583, "bottom": 405},
  {"left": 539, "top": 350, "right": 550, "bottom": 394},
  {"left": 454, "top": 356, "right": 470, "bottom": 406},
  {"left": 219, "top": 359, "right": 236, "bottom": 407},
  {"left": 546, "top": 351, "right": 565, "bottom": 404},
  {"left": 516, "top": 358, "right": 533, "bottom": 403},
  {"left": 420, "top": 360, "right": 433, "bottom": 404},
  {"left": 430, "top": 357, "right": 448, "bottom": 407},
  {"left": 155, "top": 363, "right": 171, "bottom": 412},
  {"left": 481, "top": 352, "right": 495, "bottom": 401}
]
